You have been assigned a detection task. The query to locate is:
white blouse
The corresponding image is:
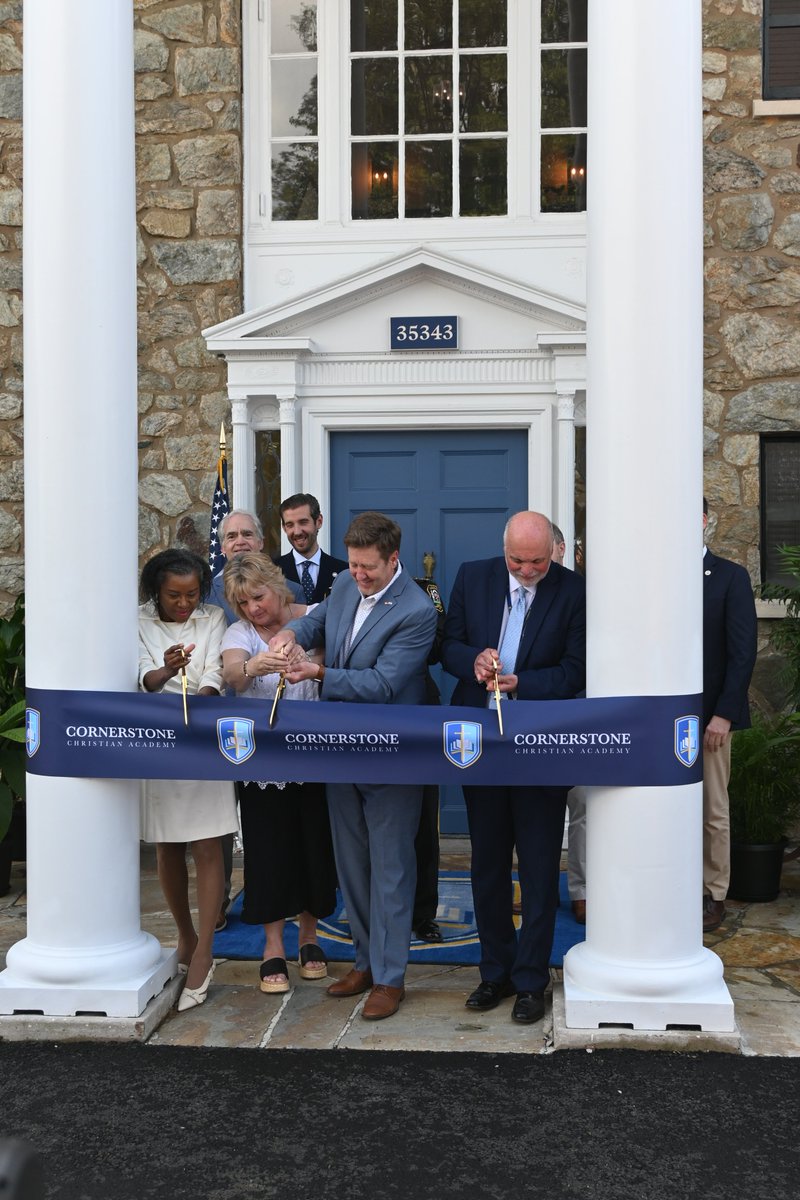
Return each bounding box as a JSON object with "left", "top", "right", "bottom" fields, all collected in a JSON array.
[{"left": 138, "top": 601, "right": 226, "bottom": 695}]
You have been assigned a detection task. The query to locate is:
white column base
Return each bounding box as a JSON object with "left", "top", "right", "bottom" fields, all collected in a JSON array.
[
  {"left": 563, "top": 942, "right": 735, "bottom": 1032},
  {"left": 0, "top": 942, "right": 177, "bottom": 1018}
]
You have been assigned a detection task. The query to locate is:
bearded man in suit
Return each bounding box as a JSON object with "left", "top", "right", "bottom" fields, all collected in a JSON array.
[
  {"left": 273, "top": 511, "right": 438, "bottom": 1021},
  {"left": 442, "top": 511, "right": 586, "bottom": 1026},
  {"left": 273, "top": 493, "right": 348, "bottom": 605}
]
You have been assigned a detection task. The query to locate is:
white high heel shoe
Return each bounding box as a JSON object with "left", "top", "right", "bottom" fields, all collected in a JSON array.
[{"left": 177, "top": 961, "right": 215, "bottom": 1012}]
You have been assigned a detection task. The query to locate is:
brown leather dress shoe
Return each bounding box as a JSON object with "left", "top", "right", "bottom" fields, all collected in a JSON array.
[
  {"left": 327, "top": 967, "right": 373, "bottom": 997},
  {"left": 703, "top": 896, "right": 726, "bottom": 932},
  {"left": 362, "top": 984, "right": 405, "bottom": 1020},
  {"left": 571, "top": 898, "right": 586, "bottom": 925}
]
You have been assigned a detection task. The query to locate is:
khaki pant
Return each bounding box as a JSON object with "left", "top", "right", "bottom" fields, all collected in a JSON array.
[{"left": 703, "top": 739, "right": 731, "bottom": 901}]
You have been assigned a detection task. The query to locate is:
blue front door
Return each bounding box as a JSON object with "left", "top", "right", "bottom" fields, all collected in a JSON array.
[{"left": 329, "top": 429, "right": 529, "bottom": 832}]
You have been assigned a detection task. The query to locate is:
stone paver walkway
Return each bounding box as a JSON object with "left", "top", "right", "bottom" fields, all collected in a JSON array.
[{"left": 2, "top": 844, "right": 799, "bottom": 1055}]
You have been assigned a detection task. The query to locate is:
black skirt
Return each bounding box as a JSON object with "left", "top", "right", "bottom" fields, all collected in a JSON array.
[{"left": 238, "top": 780, "right": 337, "bottom": 925}]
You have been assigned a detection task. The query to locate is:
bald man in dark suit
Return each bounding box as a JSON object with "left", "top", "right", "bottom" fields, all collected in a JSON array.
[{"left": 442, "top": 511, "right": 586, "bottom": 1026}]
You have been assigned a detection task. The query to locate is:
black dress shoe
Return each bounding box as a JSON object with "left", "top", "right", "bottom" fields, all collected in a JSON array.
[
  {"left": 414, "top": 918, "right": 443, "bottom": 943},
  {"left": 465, "top": 979, "right": 516, "bottom": 1011},
  {"left": 703, "top": 896, "right": 726, "bottom": 932},
  {"left": 512, "top": 991, "right": 546, "bottom": 1024}
]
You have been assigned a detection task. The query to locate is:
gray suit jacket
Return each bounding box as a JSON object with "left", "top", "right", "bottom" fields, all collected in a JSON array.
[{"left": 286, "top": 567, "right": 437, "bottom": 705}]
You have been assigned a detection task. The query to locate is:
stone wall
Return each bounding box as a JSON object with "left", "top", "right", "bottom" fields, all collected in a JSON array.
[
  {"left": 0, "top": 0, "right": 243, "bottom": 615},
  {"left": 703, "top": 0, "right": 800, "bottom": 580},
  {"left": 134, "top": 0, "right": 242, "bottom": 565}
]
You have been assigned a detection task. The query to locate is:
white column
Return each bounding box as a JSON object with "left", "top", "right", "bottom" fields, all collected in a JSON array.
[
  {"left": 229, "top": 396, "right": 252, "bottom": 511},
  {"left": 278, "top": 392, "right": 298, "bottom": 504},
  {"left": 555, "top": 390, "right": 576, "bottom": 569},
  {"left": 562, "top": 0, "right": 733, "bottom": 1029},
  {"left": 0, "top": 1, "right": 173, "bottom": 1017}
]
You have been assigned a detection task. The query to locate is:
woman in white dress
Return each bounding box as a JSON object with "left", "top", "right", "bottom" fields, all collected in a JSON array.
[
  {"left": 139, "top": 549, "right": 238, "bottom": 1012},
  {"left": 221, "top": 554, "right": 337, "bottom": 994}
]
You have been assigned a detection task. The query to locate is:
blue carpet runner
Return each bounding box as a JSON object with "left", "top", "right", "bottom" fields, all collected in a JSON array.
[{"left": 213, "top": 870, "right": 585, "bottom": 966}]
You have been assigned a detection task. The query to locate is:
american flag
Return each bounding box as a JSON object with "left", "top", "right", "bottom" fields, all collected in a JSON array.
[{"left": 208, "top": 449, "right": 229, "bottom": 575}]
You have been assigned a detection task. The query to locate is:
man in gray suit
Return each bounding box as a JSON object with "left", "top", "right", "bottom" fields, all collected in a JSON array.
[{"left": 273, "top": 511, "right": 438, "bottom": 1020}]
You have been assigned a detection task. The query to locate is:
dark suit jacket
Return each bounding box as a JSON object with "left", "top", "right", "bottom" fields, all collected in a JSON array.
[
  {"left": 702, "top": 548, "right": 757, "bottom": 730},
  {"left": 441, "top": 557, "right": 586, "bottom": 706},
  {"left": 273, "top": 550, "right": 349, "bottom": 605}
]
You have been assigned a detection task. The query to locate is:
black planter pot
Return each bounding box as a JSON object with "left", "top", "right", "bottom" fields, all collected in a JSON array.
[
  {"left": 7, "top": 801, "right": 25, "bottom": 861},
  {"left": 728, "top": 839, "right": 786, "bottom": 903},
  {"left": 0, "top": 835, "right": 11, "bottom": 897}
]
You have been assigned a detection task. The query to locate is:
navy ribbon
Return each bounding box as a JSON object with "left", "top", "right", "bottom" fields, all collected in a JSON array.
[{"left": 25, "top": 688, "right": 703, "bottom": 787}]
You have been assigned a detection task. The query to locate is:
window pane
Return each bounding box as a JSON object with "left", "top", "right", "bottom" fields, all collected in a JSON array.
[
  {"left": 351, "top": 1, "right": 397, "bottom": 51},
  {"left": 406, "top": 141, "right": 452, "bottom": 216},
  {"left": 460, "top": 53, "right": 507, "bottom": 132},
  {"left": 459, "top": 0, "right": 507, "bottom": 48},
  {"left": 459, "top": 139, "right": 507, "bottom": 215},
  {"left": 352, "top": 59, "right": 399, "bottom": 134},
  {"left": 272, "top": 144, "right": 318, "bottom": 219},
  {"left": 541, "top": 48, "right": 587, "bottom": 127},
  {"left": 540, "top": 133, "right": 586, "bottom": 212},
  {"left": 405, "top": 0, "right": 452, "bottom": 50},
  {"left": 352, "top": 143, "right": 399, "bottom": 218},
  {"left": 271, "top": 0, "right": 317, "bottom": 53},
  {"left": 405, "top": 57, "right": 453, "bottom": 133},
  {"left": 541, "top": 0, "right": 587, "bottom": 43},
  {"left": 271, "top": 60, "right": 318, "bottom": 136},
  {"left": 255, "top": 430, "right": 283, "bottom": 558}
]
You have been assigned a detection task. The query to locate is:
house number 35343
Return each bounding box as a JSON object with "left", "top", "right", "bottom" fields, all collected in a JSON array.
[{"left": 390, "top": 316, "right": 458, "bottom": 350}]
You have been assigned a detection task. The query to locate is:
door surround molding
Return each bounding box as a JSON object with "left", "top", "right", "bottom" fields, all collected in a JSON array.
[{"left": 300, "top": 394, "right": 553, "bottom": 526}]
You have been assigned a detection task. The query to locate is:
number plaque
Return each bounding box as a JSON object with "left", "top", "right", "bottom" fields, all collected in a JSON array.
[{"left": 390, "top": 316, "right": 458, "bottom": 350}]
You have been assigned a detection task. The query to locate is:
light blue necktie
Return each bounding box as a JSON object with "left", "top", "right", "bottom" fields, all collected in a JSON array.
[{"left": 498, "top": 587, "right": 528, "bottom": 675}]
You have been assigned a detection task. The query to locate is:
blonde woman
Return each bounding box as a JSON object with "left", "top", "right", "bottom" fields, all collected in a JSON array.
[{"left": 221, "top": 553, "right": 337, "bottom": 993}]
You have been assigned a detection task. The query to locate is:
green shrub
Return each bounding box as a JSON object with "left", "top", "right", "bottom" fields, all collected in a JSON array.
[
  {"left": 729, "top": 709, "right": 800, "bottom": 845},
  {"left": 0, "top": 594, "right": 25, "bottom": 841}
]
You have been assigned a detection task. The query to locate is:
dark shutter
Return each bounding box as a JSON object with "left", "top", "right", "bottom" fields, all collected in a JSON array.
[
  {"left": 761, "top": 436, "right": 800, "bottom": 586},
  {"left": 764, "top": 1, "right": 800, "bottom": 99}
]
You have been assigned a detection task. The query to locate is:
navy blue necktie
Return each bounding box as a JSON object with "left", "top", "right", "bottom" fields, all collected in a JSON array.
[{"left": 301, "top": 561, "right": 315, "bottom": 604}]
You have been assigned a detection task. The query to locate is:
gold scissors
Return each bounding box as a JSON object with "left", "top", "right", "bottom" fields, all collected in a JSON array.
[
  {"left": 269, "top": 671, "right": 286, "bottom": 727},
  {"left": 491, "top": 655, "right": 504, "bottom": 737},
  {"left": 178, "top": 644, "right": 189, "bottom": 727}
]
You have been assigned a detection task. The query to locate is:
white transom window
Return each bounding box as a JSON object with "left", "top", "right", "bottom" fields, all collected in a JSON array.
[{"left": 245, "top": 0, "right": 588, "bottom": 229}]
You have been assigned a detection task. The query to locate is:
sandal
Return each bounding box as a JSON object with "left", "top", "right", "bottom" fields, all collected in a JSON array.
[
  {"left": 298, "top": 943, "right": 328, "bottom": 980},
  {"left": 259, "top": 957, "right": 290, "bottom": 994}
]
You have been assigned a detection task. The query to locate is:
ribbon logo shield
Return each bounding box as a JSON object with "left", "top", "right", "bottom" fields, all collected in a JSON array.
[
  {"left": 443, "top": 720, "right": 482, "bottom": 769},
  {"left": 25, "top": 708, "right": 40, "bottom": 758},
  {"left": 674, "top": 715, "right": 700, "bottom": 768},
  {"left": 217, "top": 717, "right": 256, "bottom": 765}
]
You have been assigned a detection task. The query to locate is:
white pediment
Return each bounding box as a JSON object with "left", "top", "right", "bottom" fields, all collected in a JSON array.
[{"left": 204, "top": 247, "right": 585, "bottom": 357}]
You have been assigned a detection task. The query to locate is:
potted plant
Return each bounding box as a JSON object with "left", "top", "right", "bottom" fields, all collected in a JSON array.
[
  {"left": 0, "top": 594, "right": 26, "bottom": 895},
  {"left": 728, "top": 708, "right": 800, "bottom": 902}
]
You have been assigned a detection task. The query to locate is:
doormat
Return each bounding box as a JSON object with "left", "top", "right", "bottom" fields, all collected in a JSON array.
[{"left": 213, "top": 871, "right": 585, "bottom": 967}]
